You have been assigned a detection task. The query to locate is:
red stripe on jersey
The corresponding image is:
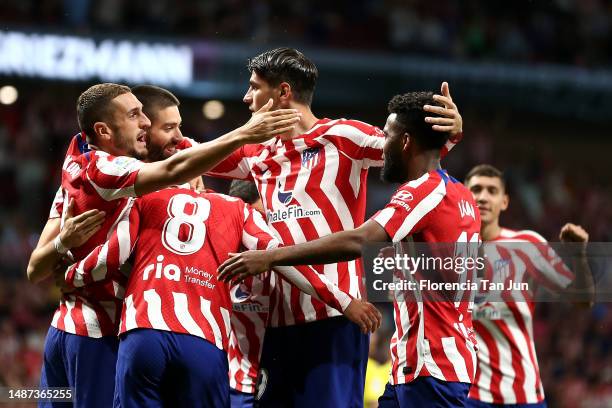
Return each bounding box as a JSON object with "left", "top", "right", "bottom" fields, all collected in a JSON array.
[
  {"left": 474, "top": 320, "right": 504, "bottom": 404},
  {"left": 496, "top": 318, "right": 527, "bottom": 402},
  {"left": 71, "top": 299, "right": 88, "bottom": 337}
]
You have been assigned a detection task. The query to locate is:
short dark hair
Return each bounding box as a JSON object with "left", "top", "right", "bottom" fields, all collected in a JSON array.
[
  {"left": 229, "top": 180, "right": 261, "bottom": 205},
  {"left": 464, "top": 164, "right": 506, "bottom": 189},
  {"left": 131, "top": 85, "right": 180, "bottom": 121},
  {"left": 77, "top": 83, "right": 131, "bottom": 143},
  {"left": 387, "top": 92, "right": 449, "bottom": 150},
  {"left": 247, "top": 47, "right": 318, "bottom": 106}
]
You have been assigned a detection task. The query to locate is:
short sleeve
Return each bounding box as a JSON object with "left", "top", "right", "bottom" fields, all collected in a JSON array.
[
  {"left": 48, "top": 186, "right": 64, "bottom": 219},
  {"left": 86, "top": 153, "right": 144, "bottom": 201},
  {"left": 371, "top": 174, "right": 446, "bottom": 242}
]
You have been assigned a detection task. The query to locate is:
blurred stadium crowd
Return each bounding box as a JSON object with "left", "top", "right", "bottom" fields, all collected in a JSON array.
[{"left": 2, "top": 0, "right": 612, "bottom": 66}]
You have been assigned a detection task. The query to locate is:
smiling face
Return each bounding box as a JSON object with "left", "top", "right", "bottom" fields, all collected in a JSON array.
[
  {"left": 146, "top": 105, "right": 183, "bottom": 161},
  {"left": 108, "top": 92, "right": 151, "bottom": 160},
  {"left": 466, "top": 175, "right": 509, "bottom": 225}
]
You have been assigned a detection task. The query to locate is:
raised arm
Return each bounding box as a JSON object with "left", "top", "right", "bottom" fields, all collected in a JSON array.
[
  {"left": 135, "top": 101, "right": 299, "bottom": 195},
  {"left": 64, "top": 200, "right": 139, "bottom": 289},
  {"left": 559, "top": 223, "right": 594, "bottom": 307}
]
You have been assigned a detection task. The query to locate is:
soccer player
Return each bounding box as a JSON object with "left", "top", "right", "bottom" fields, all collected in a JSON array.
[
  {"left": 61, "top": 185, "right": 380, "bottom": 407},
  {"left": 463, "top": 164, "right": 593, "bottom": 407},
  {"left": 206, "top": 47, "right": 464, "bottom": 406},
  {"left": 218, "top": 91, "right": 481, "bottom": 407},
  {"left": 226, "top": 180, "right": 268, "bottom": 407},
  {"left": 27, "top": 83, "right": 301, "bottom": 407}
]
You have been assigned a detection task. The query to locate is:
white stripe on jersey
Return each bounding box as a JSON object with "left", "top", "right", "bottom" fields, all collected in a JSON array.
[
  {"left": 94, "top": 154, "right": 143, "bottom": 176},
  {"left": 92, "top": 245, "right": 108, "bottom": 282},
  {"left": 80, "top": 302, "right": 102, "bottom": 337},
  {"left": 319, "top": 142, "right": 354, "bottom": 231},
  {"left": 478, "top": 317, "right": 517, "bottom": 403},
  {"left": 200, "top": 297, "right": 223, "bottom": 349},
  {"left": 220, "top": 308, "right": 231, "bottom": 340},
  {"left": 391, "top": 179, "right": 446, "bottom": 242},
  {"left": 504, "top": 306, "right": 538, "bottom": 402},
  {"left": 173, "top": 292, "right": 205, "bottom": 338},
  {"left": 51, "top": 309, "right": 61, "bottom": 327},
  {"left": 143, "top": 289, "right": 170, "bottom": 331},
  {"left": 395, "top": 295, "right": 412, "bottom": 384},
  {"left": 124, "top": 294, "right": 138, "bottom": 331},
  {"left": 242, "top": 229, "right": 259, "bottom": 250},
  {"left": 87, "top": 175, "right": 137, "bottom": 201},
  {"left": 117, "top": 201, "right": 135, "bottom": 262},
  {"left": 475, "top": 336, "right": 494, "bottom": 402},
  {"left": 441, "top": 337, "right": 471, "bottom": 383},
  {"left": 63, "top": 299, "right": 76, "bottom": 333},
  {"left": 421, "top": 338, "right": 445, "bottom": 380}
]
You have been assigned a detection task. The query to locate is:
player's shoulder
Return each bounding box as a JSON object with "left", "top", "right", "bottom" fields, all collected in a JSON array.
[
  {"left": 398, "top": 170, "right": 448, "bottom": 193},
  {"left": 497, "top": 228, "right": 547, "bottom": 243},
  {"left": 314, "top": 118, "right": 382, "bottom": 138},
  {"left": 391, "top": 171, "right": 446, "bottom": 205}
]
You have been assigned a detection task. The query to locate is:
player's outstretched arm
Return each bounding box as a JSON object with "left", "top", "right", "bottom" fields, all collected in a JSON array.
[
  {"left": 228, "top": 205, "right": 382, "bottom": 332},
  {"left": 64, "top": 200, "right": 138, "bottom": 289},
  {"left": 559, "top": 223, "right": 594, "bottom": 307},
  {"left": 218, "top": 219, "right": 388, "bottom": 282},
  {"left": 27, "top": 199, "right": 105, "bottom": 284},
  {"left": 135, "top": 100, "right": 300, "bottom": 196}
]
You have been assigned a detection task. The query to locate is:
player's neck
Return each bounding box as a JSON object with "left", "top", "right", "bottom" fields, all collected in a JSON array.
[
  {"left": 406, "top": 151, "right": 440, "bottom": 181},
  {"left": 481, "top": 221, "right": 502, "bottom": 241},
  {"left": 290, "top": 103, "right": 318, "bottom": 137}
]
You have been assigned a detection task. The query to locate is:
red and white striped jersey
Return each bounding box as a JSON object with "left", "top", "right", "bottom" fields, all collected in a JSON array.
[
  {"left": 52, "top": 133, "right": 144, "bottom": 338},
  {"left": 469, "top": 228, "right": 573, "bottom": 404},
  {"left": 64, "top": 188, "right": 353, "bottom": 351},
  {"left": 205, "top": 120, "right": 462, "bottom": 326},
  {"left": 372, "top": 169, "right": 480, "bottom": 386},
  {"left": 228, "top": 273, "right": 271, "bottom": 393},
  {"left": 48, "top": 186, "right": 64, "bottom": 219},
  {"left": 207, "top": 119, "right": 461, "bottom": 326}
]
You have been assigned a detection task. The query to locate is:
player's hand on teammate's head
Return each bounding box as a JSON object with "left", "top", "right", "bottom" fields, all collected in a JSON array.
[
  {"left": 344, "top": 299, "right": 382, "bottom": 334},
  {"left": 59, "top": 198, "right": 106, "bottom": 250},
  {"left": 217, "top": 250, "right": 271, "bottom": 283},
  {"left": 240, "top": 99, "right": 301, "bottom": 144},
  {"left": 424, "top": 81, "right": 463, "bottom": 135}
]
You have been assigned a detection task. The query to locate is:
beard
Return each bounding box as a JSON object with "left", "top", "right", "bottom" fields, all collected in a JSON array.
[
  {"left": 381, "top": 149, "right": 406, "bottom": 183},
  {"left": 145, "top": 144, "right": 167, "bottom": 162}
]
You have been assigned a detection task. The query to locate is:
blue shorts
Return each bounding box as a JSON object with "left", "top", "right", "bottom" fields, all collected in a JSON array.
[
  {"left": 39, "top": 326, "right": 118, "bottom": 408},
  {"left": 466, "top": 398, "right": 547, "bottom": 408},
  {"left": 257, "top": 316, "right": 369, "bottom": 408},
  {"left": 378, "top": 377, "right": 470, "bottom": 408},
  {"left": 230, "top": 388, "right": 255, "bottom": 408},
  {"left": 115, "top": 328, "right": 229, "bottom": 408}
]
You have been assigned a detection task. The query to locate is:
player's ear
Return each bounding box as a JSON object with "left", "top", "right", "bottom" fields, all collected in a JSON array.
[
  {"left": 279, "top": 82, "right": 292, "bottom": 102},
  {"left": 402, "top": 132, "right": 411, "bottom": 153},
  {"left": 93, "top": 121, "right": 112, "bottom": 144},
  {"left": 501, "top": 193, "right": 509, "bottom": 211}
]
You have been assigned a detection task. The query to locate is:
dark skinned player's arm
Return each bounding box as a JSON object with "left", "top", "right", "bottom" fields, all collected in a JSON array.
[{"left": 218, "top": 220, "right": 390, "bottom": 282}]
